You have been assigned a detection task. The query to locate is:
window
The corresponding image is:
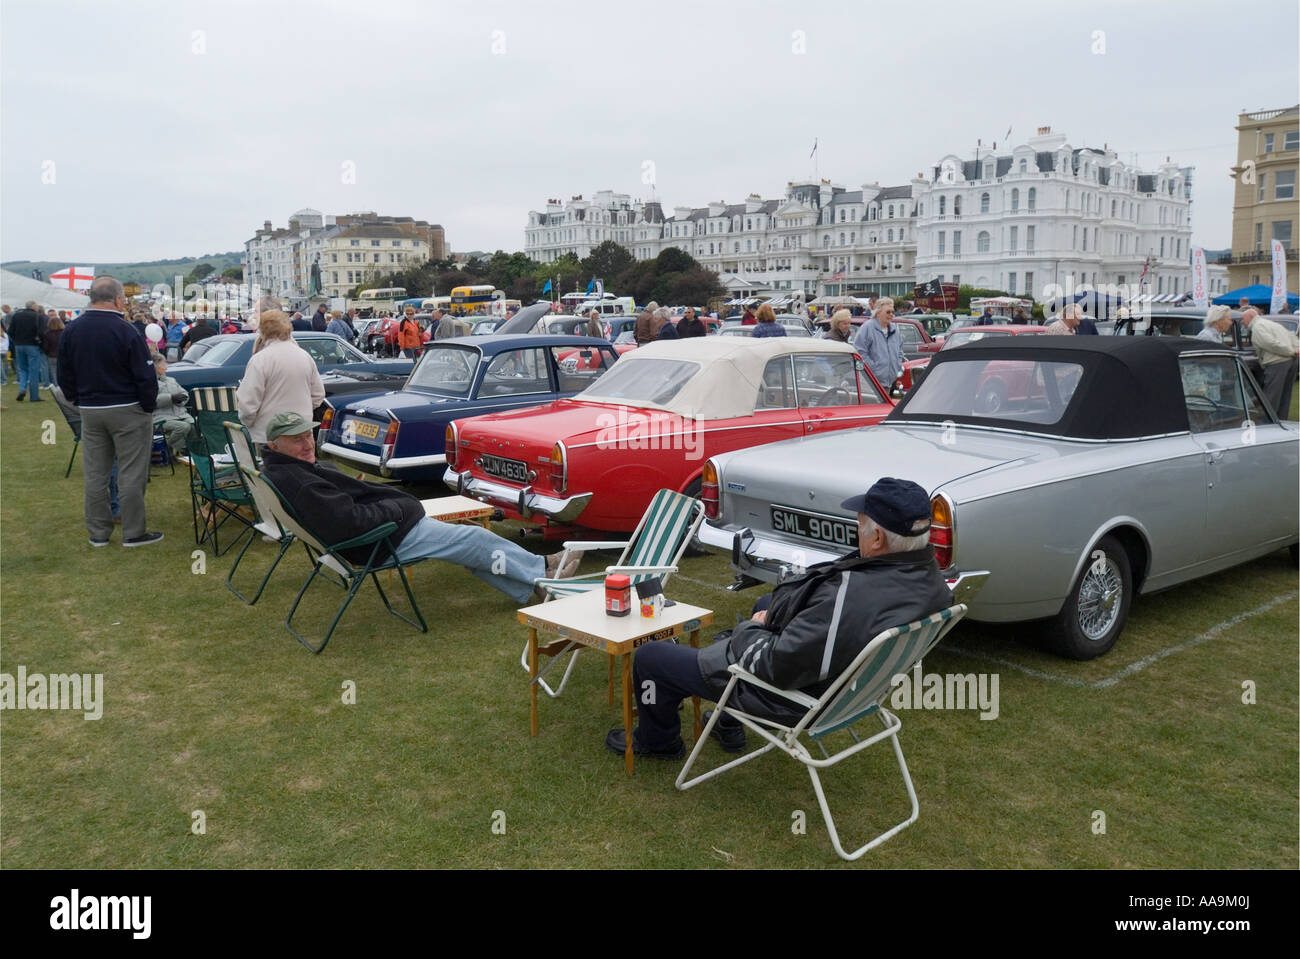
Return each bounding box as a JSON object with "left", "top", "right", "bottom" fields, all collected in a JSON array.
[
  {"left": 481, "top": 348, "right": 552, "bottom": 397},
  {"left": 331, "top": 253, "right": 337, "bottom": 263},
  {"left": 1027, "top": 188, "right": 1036, "bottom": 211},
  {"left": 839, "top": 209, "right": 846, "bottom": 222},
  {"left": 954, "top": 196, "right": 962, "bottom": 216},
  {"left": 332, "top": 271, "right": 338, "bottom": 283},
  {"left": 371, "top": 240, "right": 380, "bottom": 247},
  {"left": 953, "top": 231, "right": 963, "bottom": 254},
  {"left": 1111, "top": 199, "right": 1116, "bottom": 217},
  {"left": 939, "top": 197, "right": 946, "bottom": 216},
  {"left": 756, "top": 357, "right": 797, "bottom": 409},
  {"left": 392, "top": 240, "right": 402, "bottom": 247},
  {"left": 1159, "top": 237, "right": 1165, "bottom": 257},
  {"left": 301, "top": 337, "right": 349, "bottom": 366},
  {"left": 1176, "top": 239, "right": 1182, "bottom": 258},
  {"left": 840, "top": 233, "right": 846, "bottom": 246},
  {"left": 1073, "top": 226, "right": 1079, "bottom": 249},
  {"left": 373, "top": 254, "right": 380, "bottom": 263},
  {"left": 1008, "top": 272, "right": 1017, "bottom": 294},
  {"left": 1258, "top": 173, "right": 1268, "bottom": 201},
  {"left": 794, "top": 353, "right": 867, "bottom": 406},
  {"left": 1264, "top": 133, "right": 1275, "bottom": 153},
  {"left": 350, "top": 240, "right": 360, "bottom": 247},
  {"left": 1010, "top": 226, "right": 1018, "bottom": 253},
  {"left": 1274, "top": 221, "right": 1293, "bottom": 249},
  {"left": 980, "top": 192, "right": 990, "bottom": 213},
  {"left": 888, "top": 204, "right": 895, "bottom": 218},
  {"left": 1010, "top": 188, "right": 1019, "bottom": 212},
  {"left": 1276, "top": 169, "right": 1296, "bottom": 200},
  {"left": 1286, "top": 130, "right": 1299, "bottom": 151},
  {"left": 886, "top": 229, "right": 892, "bottom": 243},
  {"left": 1181, "top": 355, "right": 1262, "bottom": 432},
  {"left": 1019, "top": 159, "right": 1027, "bottom": 173},
  {"left": 1082, "top": 230, "right": 1088, "bottom": 252},
  {"left": 976, "top": 231, "right": 989, "bottom": 253},
  {"left": 937, "top": 232, "right": 945, "bottom": 255},
  {"left": 1026, "top": 226, "right": 1035, "bottom": 252},
  {"left": 1024, "top": 271, "right": 1033, "bottom": 296}
]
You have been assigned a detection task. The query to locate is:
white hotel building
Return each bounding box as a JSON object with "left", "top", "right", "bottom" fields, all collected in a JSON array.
[
  {"left": 912, "top": 127, "right": 1193, "bottom": 302},
  {"left": 528, "top": 127, "right": 1193, "bottom": 305}
]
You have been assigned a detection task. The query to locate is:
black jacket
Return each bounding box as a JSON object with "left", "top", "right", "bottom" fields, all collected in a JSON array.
[
  {"left": 56, "top": 309, "right": 158, "bottom": 411},
  {"left": 8, "top": 308, "right": 44, "bottom": 346},
  {"left": 696, "top": 547, "right": 953, "bottom": 723},
  {"left": 179, "top": 322, "right": 216, "bottom": 354},
  {"left": 677, "top": 317, "right": 707, "bottom": 338},
  {"left": 261, "top": 448, "right": 424, "bottom": 564}
]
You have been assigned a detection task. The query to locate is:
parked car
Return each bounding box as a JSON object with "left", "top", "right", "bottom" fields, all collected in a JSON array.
[
  {"left": 444, "top": 337, "right": 897, "bottom": 535},
  {"left": 317, "top": 335, "right": 622, "bottom": 483},
  {"left": 168, "top": 332, "right": 414, "bottom": 403},
  {"left": 1117, "top": 307, "right": 1262, "bottom": 383},
  {"left": 697, "top": 336, "right": 1298, "bottom": 660},
  {"left": 718, "top": 323, "right": 813, "bottom": 338},
  {"left": 902, "top": 324, "right": 1048, "bottom": 392}
]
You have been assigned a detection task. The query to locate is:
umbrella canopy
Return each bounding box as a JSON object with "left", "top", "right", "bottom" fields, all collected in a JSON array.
[
  {"left": 1212, "top": 283, "right": 1299, "bottom": 309},
  {"left": 0, "top": 268, "right": 91, "bottom": 310}
]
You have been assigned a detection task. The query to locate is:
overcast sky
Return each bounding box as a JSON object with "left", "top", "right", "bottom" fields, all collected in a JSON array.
[{"left": 2, "top": 0, "right": 1296, "bottom": 263}]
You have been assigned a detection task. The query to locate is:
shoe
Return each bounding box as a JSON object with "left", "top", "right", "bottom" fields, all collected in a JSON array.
[
  {"left": 123, "top": 531, "right": 165, "bottom": 547},
  {"left": 558, "top": 552, "right": 581, "bottom": 579},
  {"left": 702, "top": 710, "right": 746, "bottom": 752},
  {"left": 15, "top": 393, "right": 24, "bottom": 401},
  {"left": 89, "top": 537, "right": 110, "bottom": 548},
  {"left": 604, "top": 727, "right": 685, "bottom": 760}
]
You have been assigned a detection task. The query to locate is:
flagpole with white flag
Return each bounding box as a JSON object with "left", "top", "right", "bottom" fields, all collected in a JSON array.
[
  {"left": 1190, "top": 247, "right": 1208, "bottom": 309},
  {"left": 1271, "top": 240, "right": 1288, "bottom": 314}
]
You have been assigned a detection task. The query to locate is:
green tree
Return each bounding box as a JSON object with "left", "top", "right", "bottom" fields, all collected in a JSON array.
[
  {"left": 221, "top": 266, "right": 243, "bottom": 281},
  {"left": 191, "top": 262, "right": 215, "bottom": 281},
  {"left": 666, "top": 265, "right": 725, "bottom": 306},
  {"left": 581, "top": 241, "right": 634, "bottom": 283},
  {"left": 655, "top": 247, "right": 696, "bottom": 276}
]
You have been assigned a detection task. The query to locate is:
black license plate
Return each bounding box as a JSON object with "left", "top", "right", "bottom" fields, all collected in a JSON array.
[
  {"left": 770, "top": 506, "right": 858, "bottom": 549},
  {"left": 482, "top": 453, "right": 528, "bottom": 483}
]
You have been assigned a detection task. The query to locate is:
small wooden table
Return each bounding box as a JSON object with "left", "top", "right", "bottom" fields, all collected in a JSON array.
[
  {"left": 518, "top": 591, "right": 714, "bottom": 774},
  {"left": 421, "top": 495, "right": 493, "bottom": 528}
]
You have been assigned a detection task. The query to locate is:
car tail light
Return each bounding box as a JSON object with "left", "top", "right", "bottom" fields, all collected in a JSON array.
[
  {"left": 380, "top": 420, "right": 399, "bottom": 466},
  {"left": 702, "top": 460, "right": 719, "bottom": 519},
  {"left": 319, "top": 406, "right": 335, "bottom": 435},
  {"left": 549, "top": 442, "right": 567, "bottom": 495},
  {"left": 930, "top": 494, "right": 954, "bottom": 569},
  {"left": 444, "top": 423, "right": 457, "bottom": 469}
]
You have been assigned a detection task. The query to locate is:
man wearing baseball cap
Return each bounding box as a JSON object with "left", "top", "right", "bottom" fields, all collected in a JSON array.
[
  {"left": 606, "top": 477, "right": 953, "bottom": 759},
  {"left": 260, "top": 411, "right": 577, "bottom": 604}
]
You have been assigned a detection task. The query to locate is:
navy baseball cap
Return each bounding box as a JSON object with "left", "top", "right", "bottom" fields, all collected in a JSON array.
[{"left": 841, "top": 478, "right": 931, "bottom": 537}]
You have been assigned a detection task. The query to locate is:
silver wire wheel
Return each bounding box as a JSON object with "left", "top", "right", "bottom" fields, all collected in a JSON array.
[
  {"left": 1046, "top": 534, "right": 1133, "bottom": 660},
  {"left": 1077, "top": 552, "right": 1123, "bottom": 641}
]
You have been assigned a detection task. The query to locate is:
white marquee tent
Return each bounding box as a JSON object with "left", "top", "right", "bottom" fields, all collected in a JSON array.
[{"left": 0, "top": 269, "right": 91, "bottom": 310}]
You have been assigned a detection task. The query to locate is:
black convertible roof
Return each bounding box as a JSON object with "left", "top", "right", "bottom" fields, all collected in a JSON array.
[{"left": 892, "top": 335, "right": 1237, "bottom": 439}]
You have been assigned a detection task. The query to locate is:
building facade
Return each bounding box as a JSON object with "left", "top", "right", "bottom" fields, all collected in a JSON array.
[
  {"left": 1228, "top": 105, "right": 1299, "bottom": 293},
  {"left": 243, "top": 210, "right": 446, "bottom": 301},
  {"left": 913, "top": 127, "right": 1194, "bottom": 303}
]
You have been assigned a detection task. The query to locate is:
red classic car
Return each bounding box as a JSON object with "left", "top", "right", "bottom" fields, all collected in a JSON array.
[
  {"left": 444, "top": 338, "right": 895, "bottom": 535},
  {"left": 901, "top": 324, "right": 1048, "bottom": 391}
]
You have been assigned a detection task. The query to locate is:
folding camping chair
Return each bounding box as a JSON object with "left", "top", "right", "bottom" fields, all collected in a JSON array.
[
  {"left": 522, "top": 487, "right": 706, "bottom": 698},
  {"left": 246, "top": 465, "right": 428, "bottom": 654},
  {"left": 222, "top": 421, "right": 294, "bottom": 605},
  {"left": 186, "top": 387, "right": 254, "bottom": 556},
  {"left": 50, "top": 384, "right": 82, "bottom": 478},
  {"left": 676, "top": 603, "right": 969, "bottom": 861}
]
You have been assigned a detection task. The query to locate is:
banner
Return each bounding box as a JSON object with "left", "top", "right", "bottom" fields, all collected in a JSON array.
[
  {"left": 1190, "top": 248, "right": 1208, "bottom": 308},
  {"left": 1271, "top": 240, "right": 1288, "bottom": 314},
  {"left": 49, "top": 266, "right": 95, "bottom": 291}
]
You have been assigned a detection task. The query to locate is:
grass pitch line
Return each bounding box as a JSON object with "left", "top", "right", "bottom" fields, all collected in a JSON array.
[
  {"left": 942, "top": 590, "right": 1299, "bottom": 689},
  {"left": 674, "top": 574, "right": 737, "bottom": 595}
]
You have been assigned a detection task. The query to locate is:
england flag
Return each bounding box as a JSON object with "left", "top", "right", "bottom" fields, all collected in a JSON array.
[{"left": 49, "top": 266, "right": 95, "bottom": 291}]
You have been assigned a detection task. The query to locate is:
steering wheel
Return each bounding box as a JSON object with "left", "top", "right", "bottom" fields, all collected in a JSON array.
[{"left": 816, "top": 387, "right": 853, "bottom": 407}]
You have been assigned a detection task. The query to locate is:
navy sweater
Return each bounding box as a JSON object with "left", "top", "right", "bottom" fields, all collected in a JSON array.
[{"left": 57, "top": 310, "right": 158, "bottom": 412}]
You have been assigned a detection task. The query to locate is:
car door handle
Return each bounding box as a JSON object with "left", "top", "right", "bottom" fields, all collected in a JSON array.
[{"left": 1205, "top": 448, "right": 1225, "bottom": 464}]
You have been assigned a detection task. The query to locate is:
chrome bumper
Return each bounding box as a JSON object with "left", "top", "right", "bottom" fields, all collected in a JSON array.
[
  {"left": 443, "top": 468, "right": 592, "bottom": 523},
  {"left": 320, "top": 443, "right": 446, "bottom": 478},
  {"left": 699, "top": 521, "right": 991, "bottom": 600}
]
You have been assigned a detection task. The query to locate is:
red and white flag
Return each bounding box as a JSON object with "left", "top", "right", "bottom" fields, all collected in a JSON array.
[{"left": 49, "top": 266, "right": 95, "bottom": 291}]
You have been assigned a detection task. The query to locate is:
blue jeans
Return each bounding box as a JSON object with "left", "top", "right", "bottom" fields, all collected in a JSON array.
[
  {"left": 394, "top": 517, "right": 545, "bottom": 604},
  {"left": 16, "top": 345, "right": 42, "bottom": 399}
]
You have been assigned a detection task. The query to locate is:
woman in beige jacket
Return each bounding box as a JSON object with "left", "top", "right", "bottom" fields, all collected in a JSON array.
[{"left": 235, "top": 310, "right": 326, "bottom": 445}]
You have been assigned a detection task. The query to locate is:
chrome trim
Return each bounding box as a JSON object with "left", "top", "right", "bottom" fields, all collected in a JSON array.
[
  {"left": 881, "top": 419, "right": 1192, "bottom": 445},
  {"left": 320, "top": 443, "right": 381, "bottom": 468},
  {"left": 442, "top": 469, "right": 592, "bottom": 523},
  {"left": 383, "top": 452, "right": 446, "bottom": 470},
  {"left": 933, "top": 490, "right": 957, "bottom": 570}
]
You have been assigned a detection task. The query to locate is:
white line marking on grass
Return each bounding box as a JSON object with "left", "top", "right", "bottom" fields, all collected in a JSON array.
[
  {"left": 942, "top": 591, "right": 1299, "bottom": 689},
  {"left": 675, "top": 574, "right": 736, "bottom": 595}
]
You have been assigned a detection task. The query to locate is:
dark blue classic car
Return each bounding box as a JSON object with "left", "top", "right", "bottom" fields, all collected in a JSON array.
[
  {"left": 317, "top": 334, "right": 621, "bottom": 483},
  {"left": 168, "top": 332, "right": 414, "bottom": 400}
]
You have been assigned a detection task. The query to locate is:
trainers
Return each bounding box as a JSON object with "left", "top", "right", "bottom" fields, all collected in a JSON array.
[
  {"left": 89, "top": 537, "right": 110, "bottom": 548},
  {"left": 15, "top": 393, "right": 24, "bottom": 401},
  {"left": 703, "top": 710, "right": 746, "bottom": 752},
  {"left": 123, "top": 531, "right": 165, "bottom": 547},
  {"left": 604, "top": 727, "right": 685, "bottom": 760}
]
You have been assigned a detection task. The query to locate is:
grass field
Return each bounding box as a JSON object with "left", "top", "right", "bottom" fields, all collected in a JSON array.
[{"left": 1, "top": 389, "right": 1296, "bottom": 869}]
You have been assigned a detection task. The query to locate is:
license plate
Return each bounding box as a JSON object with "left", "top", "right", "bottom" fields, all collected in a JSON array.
[
  {"left": 348, "top": 420, "right": 381, "bottom": 440},
  {"left": 770, "top": 506, "right": 857, "bottom": 549},
  {"left": 482, "top": 453, "right": 529, "bottom": 483}
]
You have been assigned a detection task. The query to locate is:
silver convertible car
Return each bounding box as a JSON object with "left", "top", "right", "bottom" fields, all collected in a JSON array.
[{"left": 697, "top": 336, "right": 1299, "bottom": 659}]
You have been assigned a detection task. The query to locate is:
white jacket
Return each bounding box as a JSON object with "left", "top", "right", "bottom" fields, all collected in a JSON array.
[{"left": 236, "top": 338, "right": 326, "bottom": 443}]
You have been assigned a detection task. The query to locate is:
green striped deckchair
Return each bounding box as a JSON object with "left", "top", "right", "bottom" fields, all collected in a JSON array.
[
  {"left": 676, "top": 603, "right": 968, "bottom": 861},
  {"left": 186, "top": 387, "right": 254, "bottom": 556},
  {"left": 523, "top": 487, "right": 706, "bottom": 698}
]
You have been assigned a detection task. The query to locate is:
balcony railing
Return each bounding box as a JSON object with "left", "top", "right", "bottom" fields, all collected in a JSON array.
[{"left": 1223, "top": 248, "right": 1296, "bottom": 264}]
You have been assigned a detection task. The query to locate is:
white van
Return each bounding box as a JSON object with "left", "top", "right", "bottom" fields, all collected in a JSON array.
[{"left": 576, "top": 296, "right": 635, "bottom": 317}]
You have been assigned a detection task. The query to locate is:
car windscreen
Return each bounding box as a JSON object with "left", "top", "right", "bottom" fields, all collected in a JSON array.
[
  {"left": 578, "top": 358, "right": 699, "bottom": 405},
  {"left": 404, "top": 345, "right": 478, "bottom": 396},
  {"left": 902, "top": 356, "right": 1085, "bottom": 425},
  {"left": 192, "top": 340, "right": 246, "bottom": 366},
  {"left": 942, "top": 329, "right": 1011, "bottom": 350}
]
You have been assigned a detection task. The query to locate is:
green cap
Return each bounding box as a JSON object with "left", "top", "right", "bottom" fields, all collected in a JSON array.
[{"left": 265, "top": 410, "right": 319, "bottom": 441}]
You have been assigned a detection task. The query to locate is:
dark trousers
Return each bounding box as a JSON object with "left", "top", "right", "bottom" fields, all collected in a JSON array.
[{"left": 1264, "top": 359, "right": 1297, "bottom": 419}]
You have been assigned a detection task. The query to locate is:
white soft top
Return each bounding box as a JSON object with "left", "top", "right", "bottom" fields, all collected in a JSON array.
[{"left": 577, "top": 336, "right": 857, "bottom": 420}]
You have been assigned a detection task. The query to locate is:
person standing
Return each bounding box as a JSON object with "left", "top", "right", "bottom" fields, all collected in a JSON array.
[
  {"left": 826, "top": 308, "right": 854, "bottom": 343},
  {"left": 56, "top": 277, "right": 161, "bottom": 547},
  {"left": 853, "top": 297, "right": 903, "bottom": 391},
  {"left": 1241, "top": 308, "right": 1299, "bottom": 417},
  {"left": 977, "top": 307, "right": 996, "bottom": 326},
  {"left": 290, "top": 311, "right": 311, "bottom": 332},
  {"left": 41, "top": 311, "right": 65, "bottom": 385},
  {"left": 179, "top": 315, "right": 216, "bottom": 357},
  {"left": 1197, "top": 305, "right": 1232, "bottom": 343},
  {"left": 676, "top": 307, "right": 707, "bottom": 338},
  {"left": 741, "top": 304, "right": 758, "bottom": 326},
  {"left": 326, "top": 309, "right": 354, "bottom": 343},
  {"left": 586, "top": 309, "right": 604, "bottom": 339},
  {"left": 310, "top": 303, "right": 329, "bottom": 332},
  {"left": 634, "top": 301, "right": 660, "bottom": 345},
  {"left": 235, "top": 310, "right": 326, "bottom": 446},
  {"left": 751, "top": 303, "right": 787, "bottom": 338},
  {"left": 9, "top": 300, "right": 45, "bottom": 401},
  {"left": 1044, "top": 304, "right": 1082, "bottom": 335},
  {"left": 397, "top": 306, "right": 423, "bottom": 358}
]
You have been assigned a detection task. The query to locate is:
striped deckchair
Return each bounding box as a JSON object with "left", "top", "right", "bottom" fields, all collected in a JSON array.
[
  {"left": 222, "top": 421, "right": 295, "bottom": 605},
  {"left": 523, "top": 487, "right": 706, "bottom": 698},
  {"left": 186, "top": 387, "right": 254, "bottom": 556},
  {"left": 676, "top": 603, "right": 968, "bottom": 861}
]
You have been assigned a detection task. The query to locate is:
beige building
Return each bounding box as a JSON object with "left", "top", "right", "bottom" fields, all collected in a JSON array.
[{"left": 1229, "top": 105, "right": 1299, "bottom": 293}]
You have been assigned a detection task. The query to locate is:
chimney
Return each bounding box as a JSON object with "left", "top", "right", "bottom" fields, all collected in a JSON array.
[{"left": 264, "top": 220, "right": 272, "bottom": 231}]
